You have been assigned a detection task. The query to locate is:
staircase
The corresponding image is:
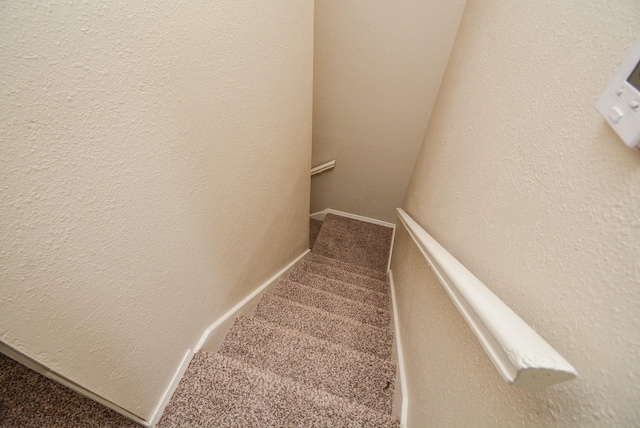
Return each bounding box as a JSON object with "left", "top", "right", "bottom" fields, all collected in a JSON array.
[{"left": 159, "top": 213, "right": 399, "bottom": 427}]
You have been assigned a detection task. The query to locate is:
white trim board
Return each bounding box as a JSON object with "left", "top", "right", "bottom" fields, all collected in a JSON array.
[
  {"left": 310, "top": 209, "right": 395, "bottom": 229},
  {"left": 147, "top": 349, "right": 193, "bottom": 427},
  {"left": 387, "top": 224, "right": 396, "bottom": 274},
  {"left": 0, "top": 249, "right": 311, "bottom": 427},
  {"left": 194, "top": 249, "right": 311, "bottom": 353},
  {"left": 151, "top": 249, "right": 309, "bottom": 424},
  {"left": 326, "top": 209, "right": 395, "bottom": 228},
  {"left": 153, "top": 250, "right": 308, "bottom": 424},
  {"left": 310, "top": 211, "right": 327, "bottom": 221},
  {"left": 388, "top": 270, "right": 408, "bottom": 427},
  {"left": 0, "top": 331, "right": 193, "bottom": 428},
  {"left": 0, "top": 341, "right": 150, "bottom": 427}
]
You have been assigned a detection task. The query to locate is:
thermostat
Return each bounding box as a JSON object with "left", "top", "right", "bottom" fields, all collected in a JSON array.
[{"left": 596, "top": 36, "right": 640, "bottom": 149}]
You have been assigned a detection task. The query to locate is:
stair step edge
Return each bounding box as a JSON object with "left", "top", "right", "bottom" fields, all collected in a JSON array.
[
  {"left": 306, "top": 253, "right": 388, "bottom": 281},
  {"left": 255, "top": 293, "right": 394, "bottom": 361},
  {"left": 224, "top": 314, "right": 395, "bottom": 368},
  {"left": 273, "top": 280, "right": 392, "bottom": 330},
  {"left": 218, "top": 315, "right": 396, "bottom": 414},
  {"left": 288, "top": 269, "right": 390, "bottom": 309},
  {"left": 298, "top": 260, "right": 390, "bottom": 293}
]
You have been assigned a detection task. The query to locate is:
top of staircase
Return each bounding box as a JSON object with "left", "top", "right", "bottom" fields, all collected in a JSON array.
[{"left": 312, "top": 213, "right": 393, "bottom": 273}]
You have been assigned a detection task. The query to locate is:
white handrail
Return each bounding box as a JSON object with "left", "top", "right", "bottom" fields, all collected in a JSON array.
[
  {"left": 395, "top": 208, "right": 577, "bottom": 390},
  {"left": 311, "top": 160, "right": 336, "bottom": 176}
]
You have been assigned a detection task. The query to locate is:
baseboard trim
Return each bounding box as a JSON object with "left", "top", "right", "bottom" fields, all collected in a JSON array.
[
  {"left": 0, "top": 341, "right": 150, "bottom": 426},
  {"left": 153, "top": 249, "right": 310, "bottom": 424},
  {"left": 0, "top": 250, "right": 312, "bottom": 428},
  {"left": 311, "top": 208, "right": 395, "bottom": 229},
  {"left": 310, "top": 211, "right": 327, "bottom": 221},
  {"left": 194, "top": 249, "right": 311, "bottom": 353},
  {"left": 325, "top": 209, "right": 395, "bottom": 228},
  {"left": 387, "top": 224, "right": 397, "bottom": 274},
  {"left": 388, "top": 270, "right": 408, "bottom": 427},
  {"left": 147, "top": 349, "right": 193, "bottom": 427}
]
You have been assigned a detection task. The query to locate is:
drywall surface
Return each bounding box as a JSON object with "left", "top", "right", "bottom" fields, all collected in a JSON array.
[
  {"left": 310, "top": 0, "right": 466, "bottom": 223},
  {"left": 394, "top": 0, "right": 640, "bottom": 426},
  {"left": 0, "top": 1, "right": 313, "bottom": 420}
]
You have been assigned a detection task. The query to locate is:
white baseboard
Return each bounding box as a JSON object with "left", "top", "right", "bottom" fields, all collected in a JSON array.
[
  {"left": 0, "top": 341, "right": 150, "bottom": 426},
  {"left": 194, "top": 249, "right": 311, "bottom": 353},
  {"left": 0, "top": 250, "right": 312, "bottom": 428},
  {"left": 311, "top": 209, "right": 395, "bottom": 229},
  {"left": 325, "top": 209, "right": 395, "bottom": 228},
  {"left": 147, "top": 349, "right": 193, "bottom": 427},
  {"left": 310, "top": 211, "right": 327, "bottom": 221},
  {"left": 0, "top": 340, "right": 193, "bottom": 428},
  {"left": 388, "top": 270, "right": 408, "bottom": 427},
  {"left": 387, "top": 225, "right": 396, "bottom": 274}
]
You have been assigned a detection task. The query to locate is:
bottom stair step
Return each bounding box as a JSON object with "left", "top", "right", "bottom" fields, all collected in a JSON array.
[
  {"left": 254, "top": 293, "right": 394, "bottom": 361},
  {"left": 158, "top": 352, "right": 400, "bottom": 428},
  {"left": 218, "top": 315, "right": 396, "bottom": 414}
]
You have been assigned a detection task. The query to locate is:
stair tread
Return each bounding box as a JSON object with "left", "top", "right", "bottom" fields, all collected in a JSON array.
[
  {"left": 218, "top": 316, "right": 396, "bottom": 414},
  {"left": 307, "top": 253, "right": 388, "bottom": 281},
  {"left": 288, "top": 268, "right": 390, "bottom": 309},
  {"left": 299, "top": 260, "right": 390, "bottom": 295},
  {"left": 312, "top": 213, "right": 393, "bottom": 273},
  {"left": 159, "top": 352, "right": 400, "bottom": 428},
  {"left": 273, "top": 279, "right": 391, "bottom": 329},
  {"left": 254, "top": 293, "right": 393, "bottom": 361}
]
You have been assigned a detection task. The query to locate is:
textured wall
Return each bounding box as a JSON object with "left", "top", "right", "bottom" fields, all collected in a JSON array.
[
  {"left": 0, "top": 1, "right": 313, "bottom": 420},
  {"left": 311, "top": 0, "right": 466, "bottom": 223},
  {"left": 393, "top": 1, "right": 640, "bottom": 426}
]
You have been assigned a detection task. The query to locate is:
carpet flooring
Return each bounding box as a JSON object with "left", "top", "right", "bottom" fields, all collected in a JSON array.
[{"left": 0, "top": 213, "right": 398, "bottom": 427}]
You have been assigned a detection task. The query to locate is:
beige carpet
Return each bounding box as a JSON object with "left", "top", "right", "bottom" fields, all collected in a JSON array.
[{"left": 312, "top": 214, "right": 393, "bottom": 272}]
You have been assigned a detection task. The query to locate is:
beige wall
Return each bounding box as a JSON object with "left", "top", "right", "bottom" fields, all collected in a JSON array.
[
  {"left": 0, "top": 1, "right": 312, "bottom": 420},
  {"left": 393, "top": 1, "right": 640, "bottom": 426},
  {"left": 311, "top": 0, "right": 466, "bottom": 223}
]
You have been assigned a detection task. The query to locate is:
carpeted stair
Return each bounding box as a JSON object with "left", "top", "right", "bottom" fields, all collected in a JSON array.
[
  {"left": 296, "top": 260, "right": 390, "bottom": 294},
  {"left": 288, "top": 269, "right": 390, "bottom": 309},
  {"left": 160, "top": 213, "right": 398, "bottom": 427},
  {"left": 254, "top": 294, "right": 394, "bottom": 361},
  {"left": 306, "top": 253, "right": 388, "bottom": 281},
  {"left": 272, "top": 280, "right": 391, "bottom": 329}
]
